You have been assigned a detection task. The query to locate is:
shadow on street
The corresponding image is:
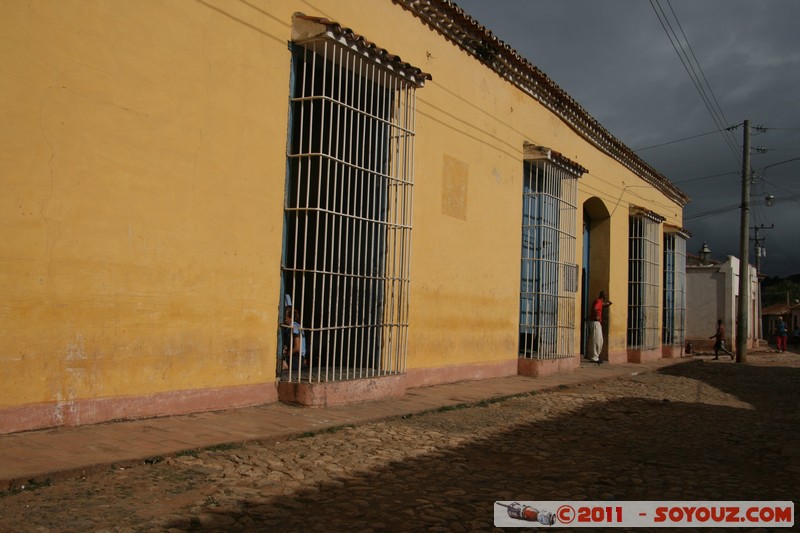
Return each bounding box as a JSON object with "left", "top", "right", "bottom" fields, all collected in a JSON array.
[{"left": 166, "top": 360, "right": 799, "bottom": 531}]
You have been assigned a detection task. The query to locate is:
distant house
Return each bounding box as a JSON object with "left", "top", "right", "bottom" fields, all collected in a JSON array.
[
  {"left": 685, "top": 251, "right": 760, "bottom": 352},
  {"left": 762, "top": 302, "right": 800, "bottom": 346}
]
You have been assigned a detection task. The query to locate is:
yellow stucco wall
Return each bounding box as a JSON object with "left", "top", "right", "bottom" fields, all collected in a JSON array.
[
  {"left": 369, "top": 4, "right": 684, "bottom": 368},
  {"left": 1, "top": 1, "right": 683, "bottom": 422},
  {"left": 1, "top": 0, "right": 295, "bottom": 408}
]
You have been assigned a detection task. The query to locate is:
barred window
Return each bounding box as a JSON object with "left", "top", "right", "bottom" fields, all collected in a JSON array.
[
  {"left": 663, "top": 232, "right": 687, "bottom": 346},
  {"left": 519, "top": 153, "right": 580, "bottom": 360},
  {"left": 281, "top": 18, "right": 426, "bottom": 383},
  {"left": 628, "top": 214, "right": 661, "bottom": 349}
]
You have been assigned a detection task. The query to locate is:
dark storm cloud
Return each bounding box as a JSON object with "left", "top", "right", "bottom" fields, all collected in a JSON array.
[{"left": 454, "top": 0, "right": 800, "bottom": 276}]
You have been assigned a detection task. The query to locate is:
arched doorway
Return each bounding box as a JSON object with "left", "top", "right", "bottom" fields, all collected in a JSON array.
[{"left": 582, "top": 198, "right": 611, "bottom": 359}]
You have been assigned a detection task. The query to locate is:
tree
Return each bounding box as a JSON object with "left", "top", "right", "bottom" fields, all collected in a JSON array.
[{"left": 761, "top": 275, "right": 800, "bottom": 307}]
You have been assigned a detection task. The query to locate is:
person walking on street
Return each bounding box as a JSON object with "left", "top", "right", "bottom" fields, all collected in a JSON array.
[
  {"left": 709, "top": 319, "right": 734, "bottom": 360},
  {"left": 775, "top": 316, "right": 788, "bottom": 353},
  {"left": 588, "top": 291, "right": 612, "bottom": 364}
]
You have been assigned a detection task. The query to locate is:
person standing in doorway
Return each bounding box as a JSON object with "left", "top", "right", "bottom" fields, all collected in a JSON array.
[
  {"left": 281, "top": 306, "right": 307, "bottom": 371},
  {"left": 588, "top": 291, "right": 612, "bottom": 364},
  {"left": 775, "top": 316, "right": 788, "bottom": 353},
  {"left": 792, "top": 325, "right": 800, "bottom": 351},
  {"left": 709, "top": 319, "right": 734, "bottom": 360}
]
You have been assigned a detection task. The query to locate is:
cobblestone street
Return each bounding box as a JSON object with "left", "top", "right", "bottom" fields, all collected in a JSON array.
[{"left": 1, "top": 353, "right": 798, "bottom": 532}]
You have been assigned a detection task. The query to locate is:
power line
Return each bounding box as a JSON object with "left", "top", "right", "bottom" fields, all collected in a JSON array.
[
  {"left": 654, "top": 137, "right": 799, "bottom": 187},
  {"left": 649, "top": 0, "right": 741, "bottom": 161},
  {"left": 636, "top": 125, "right": 800, "bottom": 153},
  {"left": 763, "top": 182, "right": 800, "bottom": 200},
  {"left": 673, "top": 171, "right": 737, "bottom": 185},
  {"left": 761, "top": 156, "right": 800, "bottom": 171},
  {"left": 665, "top": 0, "right": 737, "bottom": 148},
  {"left": 685, "top": 193, "right": 799, "bottom": 222},
  {"left": 684, "top": 203, "right": 740, "bottom": 221},
  {"left": 633, "top": 128, "right": 724, "bottom": 152}
]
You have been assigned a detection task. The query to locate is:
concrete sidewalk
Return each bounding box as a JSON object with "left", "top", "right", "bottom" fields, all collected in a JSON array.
[{"left": 0, "top": 356, "right": 700, "bottom": 490}]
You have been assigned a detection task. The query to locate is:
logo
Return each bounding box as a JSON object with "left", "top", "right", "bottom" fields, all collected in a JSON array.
[{"left": 496, "top": 502, "right": 556, "bottom": 525}]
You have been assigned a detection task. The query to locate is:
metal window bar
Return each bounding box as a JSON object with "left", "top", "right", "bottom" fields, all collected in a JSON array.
[
  {"left": 662, "top": 233, "right": 675, "bottom": 345},
  {"left": 627, "top": 216, "right": 661, "bottom": 349},
  {"left": 674, "top": 236, "right": 686, "bottom": 346},
  {"left": 281, "top": 39, "right": 416, "bottom": 383},
  {"left": 519, "top": 161, "right": 578, "bottom": 360},
  {"left": 662, "top": 233, "right": 686, "bottom": 346}
]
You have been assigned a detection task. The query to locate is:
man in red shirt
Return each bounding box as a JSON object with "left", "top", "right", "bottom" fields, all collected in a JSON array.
[{"left": 588, "top": 291, "right": 612, "bottom": 364}]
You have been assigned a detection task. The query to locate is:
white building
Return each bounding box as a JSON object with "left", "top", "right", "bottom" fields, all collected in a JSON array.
[{"left": 686, "top": 252, "right": 760, "bottom": 352}]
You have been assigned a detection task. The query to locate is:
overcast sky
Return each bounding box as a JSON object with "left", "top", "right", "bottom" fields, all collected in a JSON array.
[{"left": 454, "top": 0, "right": 800, "bottom": 278}]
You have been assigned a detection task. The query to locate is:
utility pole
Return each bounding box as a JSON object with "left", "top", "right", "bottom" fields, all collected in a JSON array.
[
  {"left": 750, "top": 223, "right": 773, "bottom": 345},
  {"left": 737, "top": 120, "right": 750, "bottom": 364},
  {"left": 751, "top": 224, "right": 774, "bottom": 275}
]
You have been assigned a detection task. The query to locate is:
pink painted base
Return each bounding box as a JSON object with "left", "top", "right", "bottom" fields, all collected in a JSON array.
[
  {"left": 605, "top": 349, "right": 629, "bottom": 364},
  {"left": 661, "top": 345, "right": 684, "bottom": 358},
  {"left": 627, "top": 348, "right": 662, "bottom": 363},
  {"left": 404, "top": 360, "right": 517, "bottom": 389},
  {"left": 0, "top": 383, "right": 278, "bottom": 435},
  {"left": 517, "top": 356, "right": 578, "bottom": 377},
  {"left": 278, "top": 374, "right": 407, "bottom": 407}
]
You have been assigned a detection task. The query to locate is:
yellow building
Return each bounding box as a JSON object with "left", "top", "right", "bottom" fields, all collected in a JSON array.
[{"left": 0, "top": 0, "right": 688, "bottom": 434}]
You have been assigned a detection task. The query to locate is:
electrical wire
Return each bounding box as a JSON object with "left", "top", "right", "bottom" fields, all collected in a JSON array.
[
  {"left": 683, "top": 203, "right": 740, "bottom": 222},
  {"left": 760, "top": 156, "right": 800, "bottom": 171},
  {"left": 635, "top": 125, "right": 800, "bottom": 155},
  {"left": 665, "top": 0, "right": 737, "bottom": 148},
  {"left": 633, "top": 128, "right": 723, "bottom": 152},
  {"left": 673, "top": 171, "right": 738, "bottom": 185},
  {"left": 649, "top": 0, "right": 741, "bottom": 162}
]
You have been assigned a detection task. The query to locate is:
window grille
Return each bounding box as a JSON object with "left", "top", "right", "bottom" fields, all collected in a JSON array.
[
  {"left": 280, "top": 30, "right": 422, "bottom": 383},
  {"left": 627, "top": 214, "right": 661, "bottom": 349},
  {"left": 662, "top": 232, "right": 687, "bottom": 346},
  {"left": 519, "top": 159, "right": 579, "bottom": 360}
]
